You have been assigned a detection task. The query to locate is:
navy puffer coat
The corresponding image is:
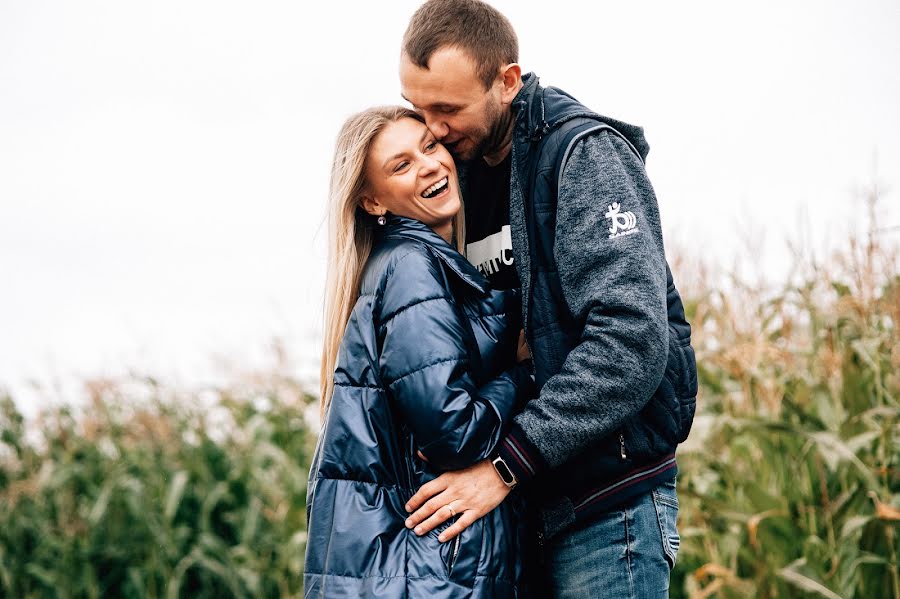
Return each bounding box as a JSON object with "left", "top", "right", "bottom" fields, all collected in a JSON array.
[{"left": 305, "top": 216, "right": 533, "bottom": 598}]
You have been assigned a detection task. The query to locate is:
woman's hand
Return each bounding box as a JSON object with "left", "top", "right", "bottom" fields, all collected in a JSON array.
[{"left": 516, "top": 329, "right": 531, "bottom": 363}]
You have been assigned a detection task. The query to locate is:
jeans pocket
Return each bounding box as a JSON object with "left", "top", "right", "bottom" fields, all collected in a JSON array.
[{"left": 652, "top": 479, "right": 680, "bottom": 569}]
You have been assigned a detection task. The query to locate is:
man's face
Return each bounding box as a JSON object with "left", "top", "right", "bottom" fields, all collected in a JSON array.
[{"left": 400, "top": 47, "right": 506, "bottom": 161}]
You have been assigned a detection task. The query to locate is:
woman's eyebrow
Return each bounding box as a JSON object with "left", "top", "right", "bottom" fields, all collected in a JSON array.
[{"left": 383, "top": 129, "right": 430, "bottom": 168}]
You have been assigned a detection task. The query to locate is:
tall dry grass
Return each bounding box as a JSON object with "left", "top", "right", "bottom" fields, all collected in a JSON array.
[{"left": 671, "top": 187, "right": 899, "bottom": 598}]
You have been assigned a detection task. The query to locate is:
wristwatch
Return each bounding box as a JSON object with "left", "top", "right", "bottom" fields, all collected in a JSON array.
[{"left": 490, "top": 455, "right": 518, "bottom": 489}]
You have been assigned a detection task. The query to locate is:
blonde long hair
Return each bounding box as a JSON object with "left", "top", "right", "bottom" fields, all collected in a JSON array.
[{"left": 320, "top": 106, "right": 466, "bottom": 415}]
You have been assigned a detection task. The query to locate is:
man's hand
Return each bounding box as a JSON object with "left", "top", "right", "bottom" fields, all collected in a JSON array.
[
  {"left": 516, "top": 329, "right": 531, "bottom": 363},
  {"left": 404, "top": 459, "right": 510, "bottom": 542}
]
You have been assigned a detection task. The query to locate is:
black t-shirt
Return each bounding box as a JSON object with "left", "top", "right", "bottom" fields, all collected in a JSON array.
[{"left": 462, "top": 154, "right": 521, "bottom": 290}]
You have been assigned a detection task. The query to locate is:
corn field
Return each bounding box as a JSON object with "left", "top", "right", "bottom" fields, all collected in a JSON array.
[
  {"left": 0, "top": 365, "right": 318, "bottom": 599},
  {"left": 1, "top": 219, "right": 897, "bottom": 597},
  {"left": 670, "top": 194, "right": 899, "bottom": 598}
]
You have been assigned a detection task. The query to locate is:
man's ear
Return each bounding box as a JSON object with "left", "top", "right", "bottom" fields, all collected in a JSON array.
[
  {"left": 498, "top": 63, "right": 522, "bottom": 104},
  {"left": 359, "top": 194, "right": 383, "bottom": 217}
]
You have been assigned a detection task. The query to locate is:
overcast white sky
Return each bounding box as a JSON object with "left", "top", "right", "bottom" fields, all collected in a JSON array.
[{"left": 1, "top": 0, "right": 898, "bottom": 412}]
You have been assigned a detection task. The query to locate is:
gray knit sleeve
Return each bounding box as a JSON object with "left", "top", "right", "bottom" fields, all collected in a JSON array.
[{"left": 512, "top": 131, "right": 669, "bottom": 468}]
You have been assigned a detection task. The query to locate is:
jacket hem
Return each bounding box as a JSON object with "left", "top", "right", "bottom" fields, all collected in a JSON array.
[{"left": 539, "top": 456, "right": 678, "bottom": 539}]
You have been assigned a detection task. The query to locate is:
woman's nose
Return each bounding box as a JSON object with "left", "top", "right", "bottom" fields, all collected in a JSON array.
[{"left": 419, "top": 153, "right": 441, "bottom": 173}]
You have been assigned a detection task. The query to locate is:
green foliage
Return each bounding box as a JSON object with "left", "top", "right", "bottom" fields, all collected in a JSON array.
[
  {"left": 671, "top": 229, "right": 900, "bottom": 598},
  {"left": 0, "top": 373, "right": 317, "bottom": 598}
]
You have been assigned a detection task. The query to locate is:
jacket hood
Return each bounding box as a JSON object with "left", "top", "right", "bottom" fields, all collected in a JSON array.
[
  {"left": 513, "top": 72, "right": 650, "bottom": 162},
  {"left": 377, "top": 215, "right": 489, "bottom": 294}
]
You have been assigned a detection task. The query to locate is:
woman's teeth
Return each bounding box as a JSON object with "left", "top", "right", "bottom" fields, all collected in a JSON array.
[{"left": 422, "top": 177, "right": 448, "bottom": 199}]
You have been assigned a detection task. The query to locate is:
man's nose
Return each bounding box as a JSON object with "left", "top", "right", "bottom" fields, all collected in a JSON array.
[{"left": 424, "top": 115, "right": 449, "bottom": 140}]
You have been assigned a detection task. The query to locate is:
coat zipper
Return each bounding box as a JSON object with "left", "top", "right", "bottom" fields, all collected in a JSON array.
[
  {"left": 619, "top": 432, "right": 627, "bottom": 460},
  {"left": 511, "top": 141, "right": 535, "bottom": 337},
  {"left": 405, "top": 432, "right": 418, "bottom": 500},
  {"left": 447, "top": 533, "right": 461, "bottom": 574}
]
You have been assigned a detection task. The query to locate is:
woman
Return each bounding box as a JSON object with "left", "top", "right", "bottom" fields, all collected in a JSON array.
[{"left": 304, "top": 106, "right": 533, "bottom": 598}]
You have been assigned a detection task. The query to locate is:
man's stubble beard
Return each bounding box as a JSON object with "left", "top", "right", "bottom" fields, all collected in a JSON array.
[
  {"left": 473, "top": 100, "right": 514, "bottom": 162},
  {"left": 449, "top": 99, "right": 513, "bottom": 162}
]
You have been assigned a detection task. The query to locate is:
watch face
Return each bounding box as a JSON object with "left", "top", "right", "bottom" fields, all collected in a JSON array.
[{"left": 494, "top": 458, "right": 515, "bottom": 485}]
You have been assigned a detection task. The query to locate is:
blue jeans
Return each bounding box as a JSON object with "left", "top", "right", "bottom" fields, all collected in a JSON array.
[{"left": 546, "top": 479, "right": 680, "bottom": 598}]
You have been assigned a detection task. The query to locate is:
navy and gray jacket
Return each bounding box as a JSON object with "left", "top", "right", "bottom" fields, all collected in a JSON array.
[
  {"left": 305, "top": 217, "right": 532, "bottom": 597},
  {"left": 492, "top": 73, "right": 698, "bottom": 539}
]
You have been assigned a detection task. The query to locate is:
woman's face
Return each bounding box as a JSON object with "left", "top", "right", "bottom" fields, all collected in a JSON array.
[{"left": 362, "top": 117, "right": 461, "bottom": 237}]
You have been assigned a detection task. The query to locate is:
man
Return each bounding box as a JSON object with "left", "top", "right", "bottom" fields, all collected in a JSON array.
[{"left": 398, "top": 0, "right": 698, "bottom": 596}]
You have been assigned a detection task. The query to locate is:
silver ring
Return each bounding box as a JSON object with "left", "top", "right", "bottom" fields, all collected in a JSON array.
[{"left": 446, "top": 504, "right": 456, "bottom": 517}]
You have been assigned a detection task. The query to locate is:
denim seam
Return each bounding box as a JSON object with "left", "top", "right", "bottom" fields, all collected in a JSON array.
[
  {"left": 652, "top": 492, "right": 677, "bottom": 569},
  {"left": 624, "top": 507, "right": 636, "bottom": 599},
  {"left": 652, "top": 489, "right": 678, "bottom": 510}
]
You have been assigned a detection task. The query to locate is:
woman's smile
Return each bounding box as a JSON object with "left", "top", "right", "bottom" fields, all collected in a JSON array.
[{"left": 363, "top": 117, "right": 461, "bottom": 242}]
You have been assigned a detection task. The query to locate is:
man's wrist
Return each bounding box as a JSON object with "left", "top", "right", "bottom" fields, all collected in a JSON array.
[
  {"left": 495, "top": 426, "right": 547, "bottom": 486},
  {"left": 490, "top": 455, "right": 518, "bottom": 489}
]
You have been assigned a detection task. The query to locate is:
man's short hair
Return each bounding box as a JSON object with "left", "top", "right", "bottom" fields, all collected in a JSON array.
[{"left": 403, "top": 0, "right": 518, "bottom": 89}]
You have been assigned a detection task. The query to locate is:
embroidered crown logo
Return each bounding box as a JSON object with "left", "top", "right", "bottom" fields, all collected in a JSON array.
[{"left": 604, "top": 202, "right": 639, "bottom": 239}]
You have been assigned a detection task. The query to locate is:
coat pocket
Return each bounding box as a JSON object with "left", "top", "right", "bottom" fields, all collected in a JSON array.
[
  {"left": 439, "top": 522, "right": 463, "bottom": 575},
  {"left": 424, "top": 516, "right": 464, "bottom": 576}
]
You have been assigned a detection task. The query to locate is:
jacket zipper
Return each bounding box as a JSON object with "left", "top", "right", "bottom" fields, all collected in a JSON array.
[
  {"left": 447, "top": 534, "right": 461, "bottom": 574},
  {"left": 619, "top": 432, "right": 627, "bottom": 460},
  {"left": 511, "top": 141, "right": 536, "bottom": 337},
  {"left": 405, "top": 432, "right": 418, "bottom": 500}
]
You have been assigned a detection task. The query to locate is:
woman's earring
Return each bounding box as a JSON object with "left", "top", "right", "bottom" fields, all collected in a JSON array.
[{"left": 377, "top": 215, "right": 387, "bottom": 226}]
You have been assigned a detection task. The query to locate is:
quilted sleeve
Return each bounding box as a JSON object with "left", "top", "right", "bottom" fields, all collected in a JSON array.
[{"left": 377, "top": 246, "right": 532, "bottom": 470}]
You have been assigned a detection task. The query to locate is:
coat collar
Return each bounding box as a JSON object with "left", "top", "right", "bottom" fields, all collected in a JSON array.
[
  {"left": 513, "top": 72, "right": 599, "bottom": 142},
  {"left": 378, "top": 215, "right": 489, "bottom": 294},
  {"left": 512, "top": 72, "right": 650, "bottom": 159},
  {"left": 512, "top": 72, "right": 547, "bottom": 142}
]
